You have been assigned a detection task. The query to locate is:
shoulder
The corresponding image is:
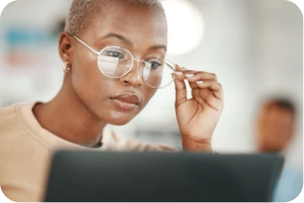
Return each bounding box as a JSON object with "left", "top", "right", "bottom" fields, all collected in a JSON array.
[
  {"left": 0, "top": 103, "right": 16, "bottom": 115},
  {"left": 0, "top": 103, "right": 33, "bottom": 136},
  {"left": 0, "top": 104, "right": 22, "bottom": 147},
  {"left": 0, "top": 104, "right": 18, "bottom": 128},
  {"left": 273, "top": 164, "right": 303, "bottom": 202}
]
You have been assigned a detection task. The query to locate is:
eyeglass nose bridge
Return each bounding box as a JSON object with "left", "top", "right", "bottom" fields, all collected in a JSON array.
[{"left": 129, "top": 58, "right": 150, "bottom": 77}]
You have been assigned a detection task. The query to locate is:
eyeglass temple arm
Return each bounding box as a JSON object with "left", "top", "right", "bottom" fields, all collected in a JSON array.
[{"left": 72, "top": 34, "right": 100, "bottom": 55}]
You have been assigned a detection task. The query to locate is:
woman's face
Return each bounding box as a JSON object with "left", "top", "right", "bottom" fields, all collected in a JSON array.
[{"left": 62, "top": 3, "right": 167, "bottom": 125}]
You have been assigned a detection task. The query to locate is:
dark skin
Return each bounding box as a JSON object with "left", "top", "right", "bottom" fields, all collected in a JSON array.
[
  {"left": 256, "top": 103, "right": 294, "bottom": 152},
  {"left": 34, "top": 2, "right": 224, "bottom": 150}
]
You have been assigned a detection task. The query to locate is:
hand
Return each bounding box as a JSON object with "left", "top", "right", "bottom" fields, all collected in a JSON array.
[{"left": 173, "top": 65, "right": 224, "bottom": 151}]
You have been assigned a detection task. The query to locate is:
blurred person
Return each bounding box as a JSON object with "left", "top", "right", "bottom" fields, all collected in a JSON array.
[
  {"left": 256, "top": 98, "right": 296, "bottom": 152},
  {"left": 0, "top": 0, "right": 224, "bottom": 202},
  {"left": 255, "top": 98, "right": 303, "bottom": 202}
]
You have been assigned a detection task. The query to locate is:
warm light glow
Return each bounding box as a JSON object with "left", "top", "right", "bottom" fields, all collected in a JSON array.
[{"left": 162, "top": 0, "right": 204, "bottom": 55}]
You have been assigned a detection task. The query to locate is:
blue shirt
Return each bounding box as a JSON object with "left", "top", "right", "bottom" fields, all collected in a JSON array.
[{"left": 272, "top": 164, "right": 303, "bottom": 202}]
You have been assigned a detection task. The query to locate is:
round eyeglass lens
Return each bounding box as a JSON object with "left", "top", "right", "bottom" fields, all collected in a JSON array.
[
  {"left": 142, "top": 59, "right": 176, "bottom": 89},
  {"left": 98, "top": 47, "right": 133, "bottom": 78}
]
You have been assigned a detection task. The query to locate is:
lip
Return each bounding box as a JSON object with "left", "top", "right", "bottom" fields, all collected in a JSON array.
[{"left": 110, "top": 93, "right": 140, "bottom": 111}]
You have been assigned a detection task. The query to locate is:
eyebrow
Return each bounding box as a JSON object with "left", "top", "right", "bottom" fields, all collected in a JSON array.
[
  {"left": 101, "top": 33, "right": 167, "bottom": 52},
  {"left": 101, "top": 33, "right": 133, "bottom": 45},
  {"left": 148, "top": 45, "right": 167, "bottom": 52}
]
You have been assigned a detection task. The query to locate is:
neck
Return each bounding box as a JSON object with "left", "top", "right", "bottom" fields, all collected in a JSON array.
[{"left": 33, "top": 80, "right": 107, "bottom": 148}]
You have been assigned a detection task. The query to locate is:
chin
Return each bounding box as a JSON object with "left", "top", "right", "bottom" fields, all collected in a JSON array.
[
  {"left": 101, "top": 110, "right": 138, "bottom": 126},
  {"left": 106, "top": 117, "right": 133, "bottom": 126},
  {"left": 88, "top": 99, "right": 140, "bottom": 125}
]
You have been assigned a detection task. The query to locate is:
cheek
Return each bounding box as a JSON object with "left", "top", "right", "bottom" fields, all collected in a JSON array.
[
  {"left": 140, "top": 87, "right": 157, "bottom": 108},
  {"left": 71, "top": 55, "right": 111, "bottom": 104},
  {"left": 72, "top": 52, "right": 98, "bottom": 84}
]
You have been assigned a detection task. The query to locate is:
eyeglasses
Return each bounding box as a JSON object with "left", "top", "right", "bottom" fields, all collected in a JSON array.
[{"left": 71, "top": 34, "right": 177, "bottom": 89}]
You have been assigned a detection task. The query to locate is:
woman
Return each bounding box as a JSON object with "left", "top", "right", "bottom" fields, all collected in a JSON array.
[{"left": 0, "top": 0, "right": 224, "bottom": 202}]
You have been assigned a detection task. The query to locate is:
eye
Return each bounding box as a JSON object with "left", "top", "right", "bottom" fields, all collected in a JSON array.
[
  {"left": 148, "top": 59, "right": 162, "bottom": 70},
  {"left": 107, "top": 50, "right": 124, "bottom": 59}
]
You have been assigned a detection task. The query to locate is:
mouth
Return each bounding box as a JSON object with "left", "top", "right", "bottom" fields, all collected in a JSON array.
[{"left": 110, "top": 93, "right": 140, "bottom": 111}]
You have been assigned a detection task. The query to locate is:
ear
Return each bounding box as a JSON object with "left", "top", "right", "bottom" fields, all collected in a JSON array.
[{"left": 59, "top": 32, "right": 73, "bottom": 63}]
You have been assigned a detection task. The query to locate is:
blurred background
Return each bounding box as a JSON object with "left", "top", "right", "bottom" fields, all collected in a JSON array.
[
  {"left": 0, "top": 0, "right": 304, "bottom": 202},
  {"left": 0, "top": 0, "right": 302, "bottom": 176}
]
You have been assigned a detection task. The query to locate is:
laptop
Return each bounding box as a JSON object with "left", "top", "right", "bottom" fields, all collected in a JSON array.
[{"left": 44, "top": 151, "right": 283, "bottom": 202}]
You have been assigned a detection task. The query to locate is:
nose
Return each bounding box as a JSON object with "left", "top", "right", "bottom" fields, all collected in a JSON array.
[{"left": 119, "top": 59, "right": 144, "bottom": 88}]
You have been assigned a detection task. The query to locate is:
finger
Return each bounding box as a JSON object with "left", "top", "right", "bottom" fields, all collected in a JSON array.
[
  {"left": 175, "top": 64, "right": 186, "bottom": 72},
  {"left": 184, "top": 71, "right": 218, "bottom": 83},
  {"left": 197, "top": 80, "right": 223, "bottom": 100},
  {"left": 173, "top": 64, "right": 188, "bottom": 106},
  {"left": 189, "top": 83, "right": 198, "bottom": 89},
  {"left": 178, "top": 70, "right": 203, "bottom": 89},
  {"left": 188, "top": 80, "right": 199, "bottom": 89},
  {"left": 186, "top": 71, "right": 217, "bottom": 90}
]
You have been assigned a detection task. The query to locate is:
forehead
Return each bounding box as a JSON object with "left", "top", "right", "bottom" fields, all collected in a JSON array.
[
  {"left": 260, "top": 104, "right": 293, "bottom": 122},
  {"left": 83, "top": 2, "right": 167, "bottom": 48}
]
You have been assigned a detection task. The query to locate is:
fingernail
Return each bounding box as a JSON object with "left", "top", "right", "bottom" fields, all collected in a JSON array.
[
  {"left": 185, "top": 74, "right": 194, "bottom": 78},
  {"left": 196, "top": 81, "right": 204, "bottom": 84},
  {"left": 171, "top": 73, "right": 176, "bottom": 79},
  {"left": 175, "top": 72, "right": 183, "bottom": 75},
  {"left": 181, "top": 67, "right": 187, "bottom": 71}
]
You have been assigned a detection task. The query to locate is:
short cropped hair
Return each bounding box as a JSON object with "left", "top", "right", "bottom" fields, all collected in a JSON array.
[
  {"left": 264, "top": 98, "right": 297, "bottom": 118},
  {"left": 65, "top": 0, "right": 163, "bottom": 36}
]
